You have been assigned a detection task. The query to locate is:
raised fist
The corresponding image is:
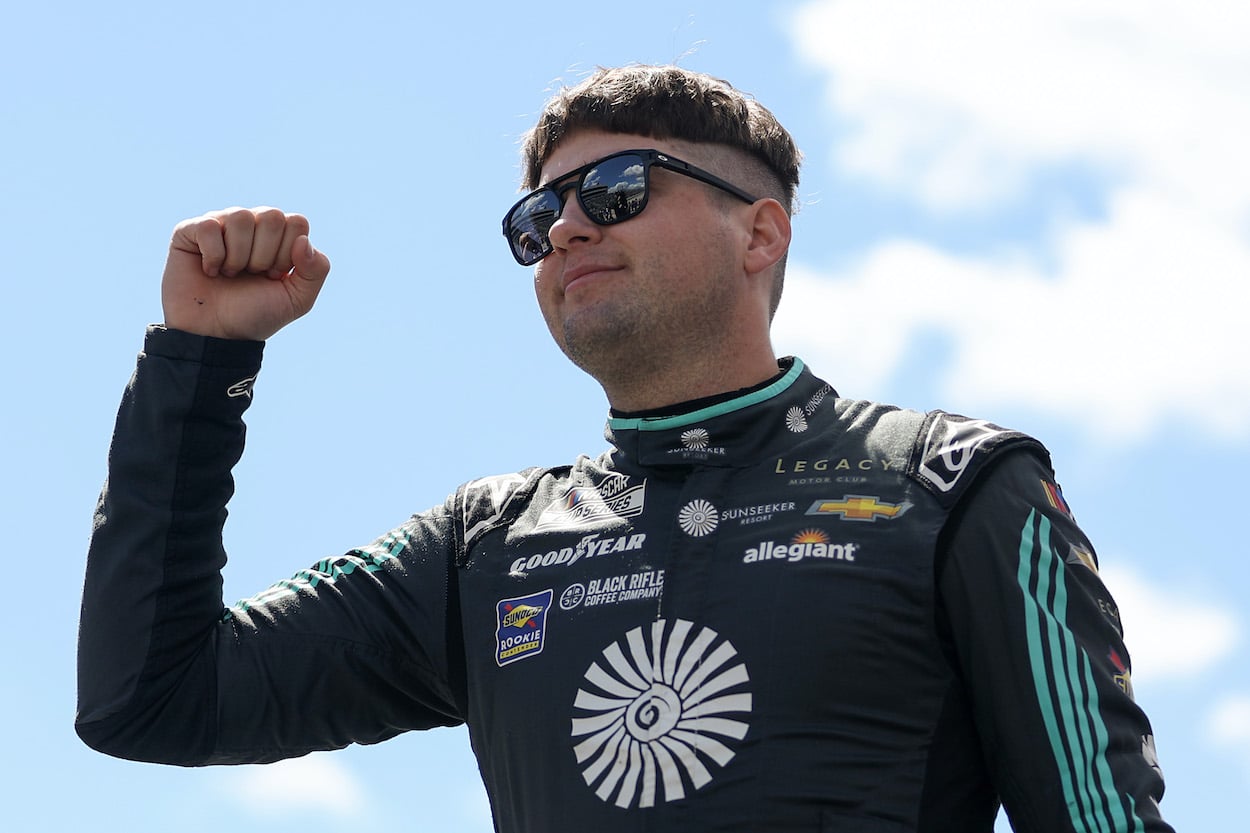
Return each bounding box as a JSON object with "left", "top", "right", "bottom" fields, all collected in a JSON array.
[{"left": 161, "top": 206, "right": 331, "bottom": 340}]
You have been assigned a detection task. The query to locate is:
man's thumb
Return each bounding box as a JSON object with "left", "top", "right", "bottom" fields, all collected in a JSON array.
[{"left": 292, "top": 235, "right": 331, "bottom": 283}]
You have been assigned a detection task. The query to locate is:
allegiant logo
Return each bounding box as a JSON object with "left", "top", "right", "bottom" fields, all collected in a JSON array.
[{"left": 743, "top": 529, "right": 859, "bottom": 564}]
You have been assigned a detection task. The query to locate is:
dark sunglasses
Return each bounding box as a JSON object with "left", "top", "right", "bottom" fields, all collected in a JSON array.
[{"left": 501, "top": 148, "right": 759, "bottom": 266}]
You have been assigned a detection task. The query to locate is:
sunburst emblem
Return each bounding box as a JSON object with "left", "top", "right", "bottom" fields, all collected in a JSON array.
[
  {"left": 792, "top": 528, "right": 829, "bottom": 545},
  {"left": 680, "top": 428, "right": 711, "bottom": 450},
  {"left": 571, "top": 618, "right": 752, "bottom": 809},
  {"left": 784, "top": 406, "right": 808, "bottom": 433},
  {"left": 677, "top": 500, "right": 719, "bottom": 537}
]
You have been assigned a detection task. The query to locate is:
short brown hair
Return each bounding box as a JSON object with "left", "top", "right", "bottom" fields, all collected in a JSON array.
[{"left": 520, "top": 65, "right": 801, "bottom": 214}]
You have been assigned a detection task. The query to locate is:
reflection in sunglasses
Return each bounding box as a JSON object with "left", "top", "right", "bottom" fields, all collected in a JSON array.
[{"left": 502, "top": 149, "right": 757, "bottom": 266}]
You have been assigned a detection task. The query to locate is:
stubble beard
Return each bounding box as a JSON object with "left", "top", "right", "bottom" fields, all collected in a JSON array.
[{"left": 556, "top": 275, "right": 735, "bottom": 399}]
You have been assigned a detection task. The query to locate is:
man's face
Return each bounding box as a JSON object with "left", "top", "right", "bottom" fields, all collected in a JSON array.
[{"left": 532, "top": 130, "right": 750, "bottom": 386}]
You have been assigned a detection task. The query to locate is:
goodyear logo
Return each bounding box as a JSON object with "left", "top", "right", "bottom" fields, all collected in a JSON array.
[
  {"left": 805, "top": 495, "right": 912, "bottom": 522},
  {"left": 495, "top": 589, "right": 553, "bottom": 667}
]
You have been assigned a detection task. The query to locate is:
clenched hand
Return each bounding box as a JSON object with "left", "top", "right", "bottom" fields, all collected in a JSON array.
[{"left": 161, "top": 206, "right": 332, "bottom": 340}]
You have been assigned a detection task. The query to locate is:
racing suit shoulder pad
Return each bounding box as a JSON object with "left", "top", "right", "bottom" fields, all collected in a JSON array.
[
  {"left": 907, "top": 410, "right": 1050, "bottom": 508},
  {"left": 453, "top": 466, "right": 563, "bottom": 561}
]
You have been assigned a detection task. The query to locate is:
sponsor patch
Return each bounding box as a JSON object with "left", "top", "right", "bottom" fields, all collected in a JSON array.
[
  {"left": 743, "top": 529, "right": 859, "bottom": 564},
  {"left": 1065, "top": 544, "right": 1099, "bottom": 574},
  {"left": 772, "top": 456, "right": 904, "bottom": 487},
  {"left": 682, "top": 428, "right": 710, "bottom": 450},
  {"left": 783, "top": 383, "right": 833, "bottom": 433},
  {"left": 495, "top": 589, "right": 553, "bottom": 667},
  {"left": 561, "top": 569, "right": 666, "bottom": 609},
  {"left": 666, "top": 427, "right": 727, "bottom": 461},
  {"left": 805, "top": 495, "right": 912, "bottom": 522},
  {"left": 678, "top": 500, "right": 720, "bottom": 537},
  {"left": 720, "top": 501, "right": 797, "bottom": 526},
  {"left": 226, "top": 375, "right": 256, "bottom": 398},
  {"left": 1041, "top": 480, "right": 1073, "bottom": 519},
  {"left": 1108, "top": 647, "right": 1135, "bottom": 699},
  {"left": 508, "top": 532, "right": 647, "bottom": 575},
  {"left": 533, "top": 475, "right": 646, "bottom": 532},
  {"left": 559, "top": 583, "right": 586, "bottom": 610},
  {"left": 463, "top": 473, "right": 528, "bottom": 543},
  {"left": 916, "top": 417, "right": 1009, "bottom": 494},
  {"left": 571, "top": 618, "right": 751, "bottom": 809}
]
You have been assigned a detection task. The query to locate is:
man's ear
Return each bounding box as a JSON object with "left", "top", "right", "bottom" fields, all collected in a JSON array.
[{"left": 743, "top": 199, "right": 792, "bottom": 276}]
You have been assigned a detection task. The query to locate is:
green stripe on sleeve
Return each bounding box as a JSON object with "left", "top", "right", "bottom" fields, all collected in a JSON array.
[{"left": 1016, "top": 510, "right": 1144, "bottom": 833}]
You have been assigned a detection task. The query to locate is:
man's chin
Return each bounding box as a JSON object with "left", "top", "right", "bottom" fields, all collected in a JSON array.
[{"left": 559, "top": 319, "right": 648, "bottom": 381}]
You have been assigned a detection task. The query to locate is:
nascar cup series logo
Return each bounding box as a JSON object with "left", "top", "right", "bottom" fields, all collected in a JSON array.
[
  {"left": 571, "top": 618, "right": 752, "bottom": 808},
  {"left": 534, "top": 475, "right": 646, "bottom": 532}
]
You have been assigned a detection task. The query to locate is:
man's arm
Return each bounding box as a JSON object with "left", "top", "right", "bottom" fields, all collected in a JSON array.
[
  {"left": 76, "top": 211, "right": 464, "bottom": 764},
  {"left": 936, "top": 450, "right": 1174, "bottom": 833}
]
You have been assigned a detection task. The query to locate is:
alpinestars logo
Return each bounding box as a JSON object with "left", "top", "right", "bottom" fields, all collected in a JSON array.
[
  {"left": 571, "top": 618, "right": 752, "bottom": 809},
  {"left": 226, "top": 376, "right": 256, "bottom": 398},
  {"left": 463, "top": 472, "right": 528, "bottom": 543},
  {"left": 678, "top": 500, "right": 719, "bottom": 536}
]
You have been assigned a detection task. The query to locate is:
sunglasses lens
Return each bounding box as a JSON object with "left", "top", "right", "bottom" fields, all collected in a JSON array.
[
  {"left": 504, "top": 152, "right": 652, "bottom": 265},
  {"left": 507, "top": 189, "right": 562, "bottom": 265},
  {"left": 579, "top": 154, "right": 647, "bottom": 225}
]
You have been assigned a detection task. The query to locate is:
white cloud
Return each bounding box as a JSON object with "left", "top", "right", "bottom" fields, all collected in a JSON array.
[
  {"left": 1206, "top": 694, "right": 1250, "bottom": 747},
  {"left": 779, "top": 0, "right": 1250, "bottom": 443},
  {"left": 1099, "top": 562, "right": 1239, "bottom": 685},
  {"left": 774, "top": 194, "right": 1250, "bottom": 441},
  {"left": 789, "top": 0, "right": 1250, "bottom": 214},
  {"left": 220, "top": 752, "right": 367, "bottom": 818},
  {"left": 1205, "top": 694, "right": 1250, "bottom": 783}
]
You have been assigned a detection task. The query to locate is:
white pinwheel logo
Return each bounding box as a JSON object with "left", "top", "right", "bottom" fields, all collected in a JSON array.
[
  {"left": 784, "top": 406, "right": 808, "bottom": 433},
  {"left": 570, "top": 618, "right": 752, "bottom": 808},
  {"left": 680, "top": 428, "right": 711, "bottom": 450},
  {"left": 677, "top": 500, "right": 719, "bottom": 537}
]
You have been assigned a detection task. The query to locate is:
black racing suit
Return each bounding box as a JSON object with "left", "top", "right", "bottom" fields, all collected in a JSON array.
[{"left": 77, "top": 327, "right": 1174, "bottom": 832}]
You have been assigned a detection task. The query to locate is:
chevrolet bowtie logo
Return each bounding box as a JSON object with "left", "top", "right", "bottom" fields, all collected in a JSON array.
[{"left": 805, "top": 496, "right": 913, "bottom": 522}]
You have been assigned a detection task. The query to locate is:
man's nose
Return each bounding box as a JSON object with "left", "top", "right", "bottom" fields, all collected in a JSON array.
[{"left": 547, "top": 190, "right": 603, "bottom": 253}]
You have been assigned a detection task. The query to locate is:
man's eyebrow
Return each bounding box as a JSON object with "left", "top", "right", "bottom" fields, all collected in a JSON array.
[{"left": 539, "top": 160, "right": 590, "bottom": 190}]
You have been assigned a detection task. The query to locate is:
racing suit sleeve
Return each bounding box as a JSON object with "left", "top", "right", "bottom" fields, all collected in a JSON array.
[
  {"left": 935, "top": 449, "right": 1174, "bottom": 832},
  {"left": 76, "top": 326, "right": 465, "bottom": 765}
]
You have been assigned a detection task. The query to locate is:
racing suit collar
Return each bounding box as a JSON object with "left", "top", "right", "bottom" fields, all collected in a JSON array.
[{"left": 604, "top": 358, "right": 838, "bottom": 467}]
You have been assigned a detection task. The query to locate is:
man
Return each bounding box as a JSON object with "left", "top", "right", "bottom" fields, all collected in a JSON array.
[{"left": 78, "top": 65, "right": 1174, "bottom": 832}]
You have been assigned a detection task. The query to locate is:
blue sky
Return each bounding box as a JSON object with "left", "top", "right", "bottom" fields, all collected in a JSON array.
[{"left": 2, "top": 1, "right": 1246, "bottom": 830}]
